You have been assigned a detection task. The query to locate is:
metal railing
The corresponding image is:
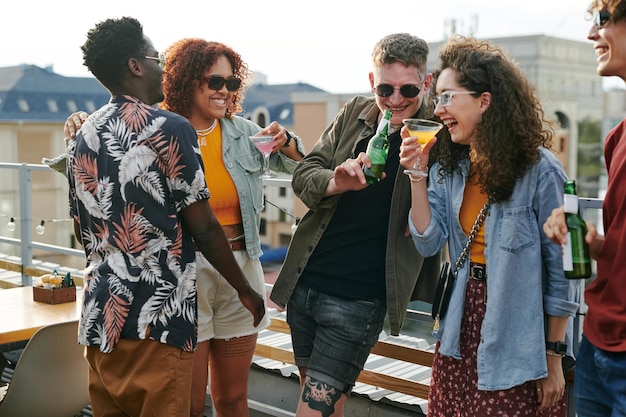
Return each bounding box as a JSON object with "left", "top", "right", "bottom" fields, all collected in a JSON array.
[
  {"left": 0, "top": 162, "right": 599, "bottom": 416},
  {"left": 0, "top": 162, "right": 599, "bottom": 331},
  {"left": 0, "top": 164, "right": 306, "bottom": 286},
  {"left": 0, "top": 162, "right": 84, "bottom": 286}
]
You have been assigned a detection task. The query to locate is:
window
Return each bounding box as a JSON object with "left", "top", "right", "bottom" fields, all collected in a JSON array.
[
  {"left": 256, "top": 112, "right": 267, "bottom": 128},
  {"left": 85, "top": 100, "right": 96, "bottom": 113},
  {"left": 279, "top": 108, "right": 290, "bottom": 121},
  {"left": 252, "top": 107, "right": 270, "bottom": 128},
  {"left": 47, "top": 99, "right": 59, "bottom": 113},
  {"left": 67, "top": 100, "right": 78, "bottom": 113},
  {"left": 18, "top": 99, "right": 29, "bottom": 112}
]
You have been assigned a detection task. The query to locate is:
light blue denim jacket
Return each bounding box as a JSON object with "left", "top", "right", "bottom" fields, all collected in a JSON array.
[
  {"left": 218, "top": 116, "right": 304, "bottom": 259},
  {"left": 409, "top": 148, "right": 581, "bottom": 390}
]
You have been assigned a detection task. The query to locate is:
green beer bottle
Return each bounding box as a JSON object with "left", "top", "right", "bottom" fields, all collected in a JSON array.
[
  {"left": 363, "top": 110, "right": 392, "bottom": 184},
  {"left": 563, "top": 180, "right": 592, "bottom": 279}
]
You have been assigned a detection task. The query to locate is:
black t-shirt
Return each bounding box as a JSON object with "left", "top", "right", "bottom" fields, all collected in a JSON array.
[{"left": 299, "top": 129, "right": 401, "bottom": 300}]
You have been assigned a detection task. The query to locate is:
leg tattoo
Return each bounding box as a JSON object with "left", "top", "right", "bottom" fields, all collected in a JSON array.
[{"left": 301, "top": 377, "right": 342, "bottom": 417}]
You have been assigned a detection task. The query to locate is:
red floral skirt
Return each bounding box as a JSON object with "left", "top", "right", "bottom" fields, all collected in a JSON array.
[{"left": 427, "top": 278, "right": 566, "bottom": 417}]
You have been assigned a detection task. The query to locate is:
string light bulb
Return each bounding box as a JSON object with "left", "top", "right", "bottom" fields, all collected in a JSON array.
[
  {"left": 7, "top": 217, "right": 16, "bottom": 232},
  {"left": 36, "top": 220, "right": 46, "bottom": 235},
  {"left": 262, "top": 196, "right": 300, "bottom": 235},
  {"left": 291, "top": 218, "right": 300, "bottom": 235}
]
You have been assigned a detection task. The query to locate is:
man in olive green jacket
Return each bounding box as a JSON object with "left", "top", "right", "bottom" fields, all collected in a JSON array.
[{"left": 270, "top": 33, "right": 441, "bottom": 417}]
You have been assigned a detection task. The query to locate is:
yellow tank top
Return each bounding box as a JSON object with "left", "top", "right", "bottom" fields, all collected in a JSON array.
[
  {"left": 459, "top": 173, "right": 488, "bottom": 264},
  {"left": 198, "top": 121, "right": 242, "bottom": 226}
]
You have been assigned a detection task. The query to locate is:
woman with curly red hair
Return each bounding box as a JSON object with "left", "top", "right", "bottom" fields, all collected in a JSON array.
[{"left": 160, "top": 38, "right": 304, "bottom": 417}]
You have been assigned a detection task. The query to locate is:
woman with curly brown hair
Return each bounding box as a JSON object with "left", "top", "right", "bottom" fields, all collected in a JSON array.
[
  {"left": 399, "top": 36, "right": 581, "bottom": 416},
  {"left": 159, "top": 38, "right": 304, "bottom": 417}
]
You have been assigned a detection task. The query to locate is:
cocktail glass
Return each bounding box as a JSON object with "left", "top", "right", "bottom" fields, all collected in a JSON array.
[
  {"left": 402, "top": 118, "right": 443, "bottom": 177},
  {"left": 250, "top": 135, "right": 277, "bottom": 179}
]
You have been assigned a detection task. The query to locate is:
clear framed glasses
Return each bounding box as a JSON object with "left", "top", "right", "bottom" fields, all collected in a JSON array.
[
  {"left": 144, "top": 53, "right": 166, "bottom": 69},
  {"left": 594, "top": 10, "right": 612, "bottom": 28},
  {"left": 433, "top": 91, "right": 477, "bottom": 107}
]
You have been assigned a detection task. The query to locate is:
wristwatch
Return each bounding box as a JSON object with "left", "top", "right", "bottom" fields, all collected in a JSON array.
[
  {"left": 546, "top": 341, "right": 567, "bottom": 355},
  {"left": 283, "top": 131, "right": 293, "bottom": 148}
]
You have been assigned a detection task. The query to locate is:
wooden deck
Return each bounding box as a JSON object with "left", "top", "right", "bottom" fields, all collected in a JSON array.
[{"left": 0, "top": 259, "right": 436, "bottom": 417}]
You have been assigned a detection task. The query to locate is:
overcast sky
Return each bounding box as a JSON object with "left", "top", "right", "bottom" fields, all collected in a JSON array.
[{"left": 3, "top": 0, "right": 624, "bottom": 92}]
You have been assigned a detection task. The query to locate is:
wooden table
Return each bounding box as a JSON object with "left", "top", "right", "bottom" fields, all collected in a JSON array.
[{"left": 0, "top": 286, "right": 82, "bottom": 344}]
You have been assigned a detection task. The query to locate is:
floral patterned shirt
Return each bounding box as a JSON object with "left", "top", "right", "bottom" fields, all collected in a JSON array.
[{"left": 68, "top": 95, "right": 210, "bottom": 353}]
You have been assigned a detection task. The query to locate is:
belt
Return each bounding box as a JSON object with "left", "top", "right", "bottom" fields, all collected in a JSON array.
[{"left": 469, "top": 262, "right": 486, "bottom": 281}]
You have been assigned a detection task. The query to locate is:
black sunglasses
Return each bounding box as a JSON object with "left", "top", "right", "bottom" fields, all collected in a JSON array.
[
  {"left": 375, "top": 84, "right": 421, "bottom": 98},
  {"left": 204, "top": 76, "right": 242, "bottom": 92},
  {"left": 594, "top": 10, "right": 612, "bottom": 28}
]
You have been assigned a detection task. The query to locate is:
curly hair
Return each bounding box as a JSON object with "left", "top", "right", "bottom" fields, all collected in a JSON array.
[
  {"left": 160, "top": 39, "right": 249, "bottom": 119},
  {"left": 433, "top": 36, "right": 554, "bottom": 202},
  {"left": 371, "top": 33, "right": 429, "bottom": 72},
  {"left": 81, "top": 17, "right": 147, "bottom": 91},
  {"left": 587, "top": 0, "right": 626, "bottom": 21}
]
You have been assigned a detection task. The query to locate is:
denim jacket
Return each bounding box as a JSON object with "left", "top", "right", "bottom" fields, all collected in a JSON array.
[
  {"left": 270, "top": 96, "right": 441, "bottom": 335},
  {"left": 219, "top": 116, "right": 304, "bottom": 259},
  {"left": 409, "top": 148, "right": 581, "bottom": 390}
]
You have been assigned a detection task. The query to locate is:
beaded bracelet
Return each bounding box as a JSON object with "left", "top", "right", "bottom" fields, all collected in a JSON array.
[{"left": 546, "top": 351, "right": 565, "bottom": 358}]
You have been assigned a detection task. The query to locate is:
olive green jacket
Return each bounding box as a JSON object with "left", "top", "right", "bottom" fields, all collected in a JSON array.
[{"left": 270, "top": 95, "right": 440, "bottom": 335}]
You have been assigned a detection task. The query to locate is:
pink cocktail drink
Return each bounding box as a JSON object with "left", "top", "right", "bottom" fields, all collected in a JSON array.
[
  {"left": 250, "top": 135, "right": 277, "bottom": 179},
  {"left": 254, "top": 140, "right": 274, "bottom": 154}
]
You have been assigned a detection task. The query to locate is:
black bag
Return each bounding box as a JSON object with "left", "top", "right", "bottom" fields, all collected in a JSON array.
[
  {"left": 431, "top": 261, "right": 455, "bottom": 325},
  {"left": 410, "top": 251, "right": 444, "bottom": 304},
  {"left": 430, "top": 199, "right": 491, "bottom": 330}
]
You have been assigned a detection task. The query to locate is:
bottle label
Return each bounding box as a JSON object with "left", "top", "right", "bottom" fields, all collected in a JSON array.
[
  {"left": 562, "top": 232, "right": 574, "bottom": 272},
  {"left": 564, "top": 194, "right": 578, "bottom": 214}
]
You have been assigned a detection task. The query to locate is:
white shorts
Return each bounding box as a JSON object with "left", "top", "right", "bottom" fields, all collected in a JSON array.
[{"left": 196, "top": 250, "right": 270, "bottom": 342}]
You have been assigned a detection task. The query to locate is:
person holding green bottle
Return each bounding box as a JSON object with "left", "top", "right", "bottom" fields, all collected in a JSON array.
[
  {"left": 544, "top": 1, "right": 626, "bottom": 415},
  {"left": 270, "top": 32, "right": 441, "bottom": 417}
]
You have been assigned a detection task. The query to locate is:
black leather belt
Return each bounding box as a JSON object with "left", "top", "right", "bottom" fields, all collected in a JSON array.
[{"left": 469, "top": 262, "right": 486, "bottom": 281}]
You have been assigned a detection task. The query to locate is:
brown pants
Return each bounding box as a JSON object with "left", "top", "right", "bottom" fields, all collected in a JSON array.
[{"left": 85, "top": 338, "right": 194, "bottom": 417}]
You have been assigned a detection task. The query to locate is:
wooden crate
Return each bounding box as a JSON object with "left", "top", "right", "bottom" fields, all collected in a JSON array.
[{"left": 32, "top": 286, "right": 76, "bottom": 304}]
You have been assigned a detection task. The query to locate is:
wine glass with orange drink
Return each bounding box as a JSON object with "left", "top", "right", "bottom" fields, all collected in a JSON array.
[{"left": 402, "top": 118, "right": 443, "bottom": 177}]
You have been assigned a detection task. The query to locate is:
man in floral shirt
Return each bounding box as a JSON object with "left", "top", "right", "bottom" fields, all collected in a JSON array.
[{"left": 67, "top": 17, "right": 265, "bottom": 417}]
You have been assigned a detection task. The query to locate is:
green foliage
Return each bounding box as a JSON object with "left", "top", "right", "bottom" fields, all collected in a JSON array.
[
  {"left": 576, "top": 120, "right": 603, "bottom": 197},
  {"left": 578, "top": 121, "right": 602, "bottom": 144}
]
